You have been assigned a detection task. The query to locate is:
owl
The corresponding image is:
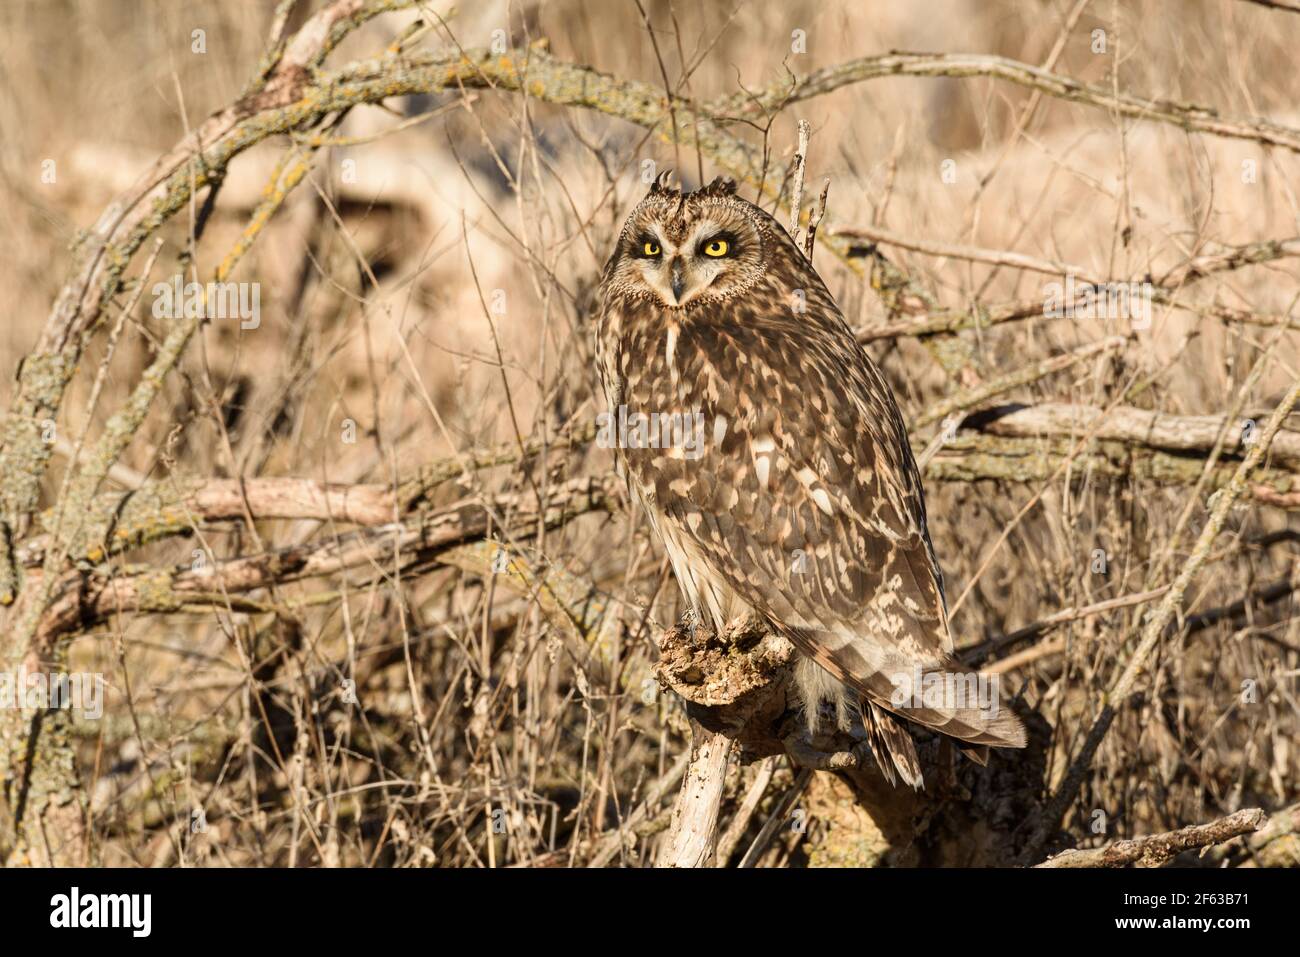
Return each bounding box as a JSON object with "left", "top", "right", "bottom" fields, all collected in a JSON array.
[{"left": 595, "top": 174, "right": 1025, "bottom": 788}]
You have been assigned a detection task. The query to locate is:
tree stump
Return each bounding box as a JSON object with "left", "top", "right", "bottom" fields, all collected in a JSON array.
[{"left": 654, "top": 614, "right": 1050, "bottom": 866}]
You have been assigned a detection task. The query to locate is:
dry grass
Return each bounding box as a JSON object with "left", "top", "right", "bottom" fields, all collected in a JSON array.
[{"left": 0, "top": 0, "right": 1296, "bottom": 867}]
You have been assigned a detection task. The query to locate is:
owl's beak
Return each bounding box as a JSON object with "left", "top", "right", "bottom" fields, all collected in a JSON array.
[{"left": 669, "top": 257, "right": 686, "bottom": 303}]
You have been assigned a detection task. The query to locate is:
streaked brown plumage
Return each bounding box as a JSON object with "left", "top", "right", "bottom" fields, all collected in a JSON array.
[{"left": 596, "top": 174, "right": 1025, "bottom": 788}]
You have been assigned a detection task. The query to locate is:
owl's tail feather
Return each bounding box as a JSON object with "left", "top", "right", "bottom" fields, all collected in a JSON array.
[{"left": 859, "top": 697, "right": 924, "bottom": 790}]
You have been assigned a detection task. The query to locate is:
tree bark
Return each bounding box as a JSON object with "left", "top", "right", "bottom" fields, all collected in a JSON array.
[{"left": 657, "top": 721, "right": 732, "bottom": 867}]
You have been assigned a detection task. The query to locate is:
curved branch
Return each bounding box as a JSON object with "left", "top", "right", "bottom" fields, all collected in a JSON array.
[{"left": 720, "top": 51, "right": 1300, "bottom": 153}]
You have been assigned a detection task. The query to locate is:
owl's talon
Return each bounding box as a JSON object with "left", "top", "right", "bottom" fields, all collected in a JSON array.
[{"left": 675, "top": 607, "right": 705, "bottom": 641}]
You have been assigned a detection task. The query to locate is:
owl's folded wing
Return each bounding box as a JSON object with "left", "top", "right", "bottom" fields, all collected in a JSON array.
[
  {"left": 633, "top": 317, "right": 953, "bottom": 684},
  {"left": 632, "top": 327, "right": 1024, "bottom": 750}
]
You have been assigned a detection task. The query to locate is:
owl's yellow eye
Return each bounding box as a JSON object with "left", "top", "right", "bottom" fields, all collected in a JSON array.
[
  {"left": 642, "top": 241, "right": 661, "bottom": 256},
  {"left": 702, "top": 238, "right": 729, "bottom": 257}
]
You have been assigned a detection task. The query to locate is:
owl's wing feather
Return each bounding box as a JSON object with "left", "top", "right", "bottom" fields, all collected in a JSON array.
[{"left": 622, "top": 291, "right": 1024, "bottom": 752}]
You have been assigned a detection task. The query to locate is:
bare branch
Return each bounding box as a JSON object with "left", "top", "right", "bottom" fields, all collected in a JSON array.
[{"left": 1035, "top": 808, "right": 1266, "bottom": 867}]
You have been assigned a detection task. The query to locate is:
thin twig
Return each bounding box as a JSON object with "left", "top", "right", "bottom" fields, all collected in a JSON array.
[{"left": 737, "top": 768, "right": 812, "bottom": 868}]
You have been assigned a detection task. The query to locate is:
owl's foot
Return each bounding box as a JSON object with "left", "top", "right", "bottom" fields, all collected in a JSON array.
[{"left": 675, "top": 606, "right": 703, "bottom": 639}]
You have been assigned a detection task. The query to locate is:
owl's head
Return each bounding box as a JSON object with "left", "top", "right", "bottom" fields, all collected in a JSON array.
[{"left": 603, "top": 175, "right": 771, "bottom": 309}]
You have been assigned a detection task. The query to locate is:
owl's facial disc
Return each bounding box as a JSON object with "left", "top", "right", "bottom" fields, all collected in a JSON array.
[
  {"left": 610, "top": 193, "right": 765, "bottom": 310},
  {"left": 628, "top": 216, "right": 757, "bottom": 308}
]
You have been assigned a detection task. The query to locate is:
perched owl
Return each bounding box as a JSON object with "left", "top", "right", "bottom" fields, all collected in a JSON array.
[{"left": 595, "top": 174, "right": 1025, "bottom": 788}]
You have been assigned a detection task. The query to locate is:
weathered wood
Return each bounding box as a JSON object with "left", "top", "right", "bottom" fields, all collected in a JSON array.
[{"left": 657, "top": 721, "right": 733, "bottom": 867}]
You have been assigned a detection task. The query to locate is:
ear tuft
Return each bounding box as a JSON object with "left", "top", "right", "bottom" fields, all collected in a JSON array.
[
  {"left": 649, "top": 169, "right": 679, "bottom": 197},
  {"left": 695, "top": 176, "right": 737, "bottom": 199}
]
